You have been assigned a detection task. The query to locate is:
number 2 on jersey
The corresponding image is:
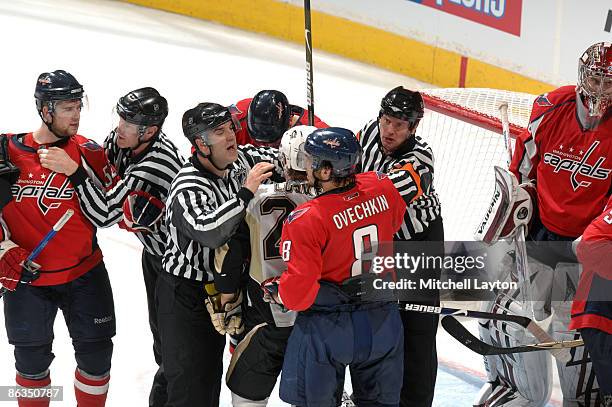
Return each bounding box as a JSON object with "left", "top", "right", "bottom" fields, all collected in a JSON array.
[{"left": 260, "top": 196, "right": 297, "bottom": 260}]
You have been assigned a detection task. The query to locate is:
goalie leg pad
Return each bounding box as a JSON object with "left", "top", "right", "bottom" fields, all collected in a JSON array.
[
  {"left": 475, "top": 294, "right": 553, "bottom": 407},
  {"left": 551, "top": 300, "right": 600, "bottom": 406}
]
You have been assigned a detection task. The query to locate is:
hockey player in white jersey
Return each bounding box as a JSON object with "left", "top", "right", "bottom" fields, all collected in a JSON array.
[{"left": 210, "top": 125, "right": 318, "bottom": 406}]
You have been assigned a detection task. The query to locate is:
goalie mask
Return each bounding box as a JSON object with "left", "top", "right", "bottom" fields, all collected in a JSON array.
[{"left": 576, "top": 42, "right": 612, "bottom": 130}]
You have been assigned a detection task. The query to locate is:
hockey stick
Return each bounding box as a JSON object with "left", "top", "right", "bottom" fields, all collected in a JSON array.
[
  {"left": 441, "top": 315, "right": 583, "bottom": 357},
  {"left": 304, "top": 0, "right": 315, "bottom": 126},
  {"left": 499, "top": 103, "right": 534, "bottom": 319},
  {"left": 0, "top": 209, "right": 74, "bottom": 297},
  {"left": 401, "top": 303, "right": 571, "bottom": 362}
]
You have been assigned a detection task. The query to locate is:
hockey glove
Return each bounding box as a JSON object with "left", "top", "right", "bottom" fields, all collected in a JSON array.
[
  {"left": 475, "top": 166, "right": 536, "bottom": 244},
  {"left": 204, "top": 284, "right": 244, "bottom": 335},
  {"left": 261, "top": 276, "right": 283, "bottom": 305},
  {"left": 0, "top": 240, "right": 40, "bottom": 291},
  {"left": 121, "top": 190, "right": 165, "bottom": 234}
]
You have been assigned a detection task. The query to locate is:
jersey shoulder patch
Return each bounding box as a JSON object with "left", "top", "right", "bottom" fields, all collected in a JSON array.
[
  {"left": 285, "top": 207, "right": 310, "bottom": 224},
  {"left": 535, "top": 93, "right": 554, "bottom": 107}
]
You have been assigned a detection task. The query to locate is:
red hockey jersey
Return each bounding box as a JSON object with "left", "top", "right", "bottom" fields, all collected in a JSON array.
[
  {"left": 510, "top": 86, "right": 612, "bottom": 237},
  {"left": 233, "top": 98, "right": 328, "bottom": 146},
  {"left": 278, "top": 170, "right": 421, "bottom": 311},
  {"left": 0, "top": 133, "right": 117, "bottom": 285},
  {"left": 569, "top": 195, "right": 612, "bottom": 334}
]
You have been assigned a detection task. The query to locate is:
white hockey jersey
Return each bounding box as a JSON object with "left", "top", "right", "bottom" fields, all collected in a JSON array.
[{"left": 245, "top": 180, "right": 315, "bottom": 326}]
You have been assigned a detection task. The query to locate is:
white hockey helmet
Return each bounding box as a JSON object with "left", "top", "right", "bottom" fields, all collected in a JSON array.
[{"left": 279, "top": 125, "right": 317, "bottom": 172}]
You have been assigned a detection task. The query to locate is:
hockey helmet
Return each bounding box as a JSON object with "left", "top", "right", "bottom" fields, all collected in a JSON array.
[
  {"left": 380, "top": 86, "right": 424, "bottom": 126},
  {"left": 116, "top": 87, "right": 168, "bottom": 128},
  {"left": 34, "top": 70, "right": 85, "bottom": 112},
  {"left": 182, "top": 102, "right": 240, "bottom": 145},
  {"left": 247, "top": 90, "right": 291, "bottom": 144},
  {"left": 577, "top": 42, "right": 612, "bottom": 129},
  {"left": 279, "top": 125, "right": 317, "bottom": 172},
  {"left": 304, "top": 127, "right": 362, "bottom": 178}
]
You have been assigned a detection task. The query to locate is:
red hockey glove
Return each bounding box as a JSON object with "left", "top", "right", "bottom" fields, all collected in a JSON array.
[
  {"left": 0, "top": 240, "right": 40, "bottom": 291},
  {"left": 121, "top": 190, "right": 165, "bottom": 233}
]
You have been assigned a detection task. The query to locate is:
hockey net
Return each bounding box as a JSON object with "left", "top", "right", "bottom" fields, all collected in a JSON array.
[{"left": 418, "top": 88, "right": 537, "bottom": 241}]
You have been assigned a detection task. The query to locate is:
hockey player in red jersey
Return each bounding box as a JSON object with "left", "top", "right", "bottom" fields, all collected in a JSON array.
[
  {"left": 36, "top": 87, "right": 185, "bottom": 407},
  {"left": 234, "top": 89, "right": 328, "bottom": 146},
  {"left": 262, "top": 127, "right": 424, "bottom": 406},
  {"left": 0, "top": 71, "right": 117, "bottom": 406},
  {"left": 476, "top": 42, "right": 612, "bottom": 406},
  {"left": 570, "top": 195, "right": 612, "bottom": 406}
]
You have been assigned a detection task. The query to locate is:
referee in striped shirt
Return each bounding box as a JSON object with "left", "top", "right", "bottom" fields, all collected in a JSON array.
[
  {"left": 44, "top": 87, "right": 185, "bottom": 407},
  {"left": 357, "top": 86, "right": 444, "bottom": 407},
  {"left": 160, "top": 102, "right": 282, "bottom": 406}
]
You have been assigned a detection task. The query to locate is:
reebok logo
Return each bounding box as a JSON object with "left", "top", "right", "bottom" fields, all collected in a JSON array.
[{"left": 94, "top": 316, "right": 113, "bottom": 324}]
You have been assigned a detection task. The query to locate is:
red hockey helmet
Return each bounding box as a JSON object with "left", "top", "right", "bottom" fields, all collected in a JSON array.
[{"left": 577, "top": 42, "right": 612, "bottom": 129}]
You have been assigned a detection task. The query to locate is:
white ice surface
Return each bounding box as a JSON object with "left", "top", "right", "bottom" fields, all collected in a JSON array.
[{"left": 0, "top": 0, "right": 560, "bottom": 405}]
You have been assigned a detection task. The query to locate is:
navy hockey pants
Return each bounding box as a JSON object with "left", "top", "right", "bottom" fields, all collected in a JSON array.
[
  {"left": 3, "top": 262, "right": 115, "bottom": 377},
  {"left": 581, "top": 328, "right": 612, "bottom": 396},
  {"left": 280, "top": 283, "right": 404, "bottom": 407}
]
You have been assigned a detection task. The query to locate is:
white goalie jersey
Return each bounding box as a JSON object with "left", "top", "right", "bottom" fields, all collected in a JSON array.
[{"left": 244, "top": 180, "right": 316, "bottom": 326}]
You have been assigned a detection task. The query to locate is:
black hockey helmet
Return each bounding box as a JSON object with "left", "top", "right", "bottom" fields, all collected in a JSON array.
[
  {"left": 247, "top": 90, "right": 291, "bottom": 144},
  {"left": 116, "top": 87, "right": 168, "bottom": 127},
  {"left": 380, "top": 86, "right": 424, "bottom": 125},
  {"left": 182, "top": 102, "right": 236, "bottom": 145},
  {"left": 34, "top": 70, "right": 84, "bottom": 112},
  {"left": 304, "top": 127, "right": 362, "bottom": 178}
]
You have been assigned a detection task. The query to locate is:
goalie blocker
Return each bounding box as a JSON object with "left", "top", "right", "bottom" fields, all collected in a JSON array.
[{"left": 475, "top": 166, "right": 536, "bottom": 244}]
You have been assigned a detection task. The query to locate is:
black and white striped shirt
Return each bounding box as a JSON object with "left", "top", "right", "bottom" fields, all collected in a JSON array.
[
  {"left": 70, "top": 130, "right": 184, "bottom": 257},
  {"left": 358, "top": 119, "right": 441, "bottom": 240},
  {"left": 163, "top": 145, "right": 283, "bottom": 282}
]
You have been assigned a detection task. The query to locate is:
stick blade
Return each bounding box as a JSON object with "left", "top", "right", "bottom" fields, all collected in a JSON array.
[{"left": 441, "top": 315, "right": 490, "bottom": 356}]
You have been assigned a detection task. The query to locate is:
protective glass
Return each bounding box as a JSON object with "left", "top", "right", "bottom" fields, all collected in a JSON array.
[
  {"left": 111, "top": 106, "right": 147, "bottom": 137},
  {"left": 51, "top": 96, "right": 88, "bottom": 117}
]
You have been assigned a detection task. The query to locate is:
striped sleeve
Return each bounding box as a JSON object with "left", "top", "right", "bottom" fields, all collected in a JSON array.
[
  {"left": 103, "top": 130, "right": 121, "bottom": 166},
  {"left": 387, "top": 164, "right": 423, "bottom": 205},
  {"left": 69, "top": 169, "right": 144, "bottom": 227},
  {"left": 69, "top": 136, "right": 184, "bottom": 228},
  {"left": 170, "top": 186, "right": 254, "bottom": 249},
  {"left": 238, "top": 145, "right": 284, "bottom": 182}
]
